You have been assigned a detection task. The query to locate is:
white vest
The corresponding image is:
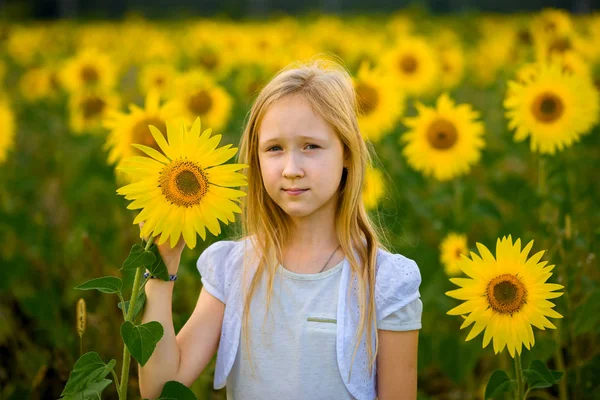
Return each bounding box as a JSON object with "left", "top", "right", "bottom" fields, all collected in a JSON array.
[{"left": 196, "top": 238, "right": 422, "bottom": 400}]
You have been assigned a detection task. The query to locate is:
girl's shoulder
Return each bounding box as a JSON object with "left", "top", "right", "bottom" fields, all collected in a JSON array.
[
  {"left": 374, "top": 247, "right": 422, "bottom": 322},
  {"left": 195, "top": 238, "right": 251, "bottom": 303}
]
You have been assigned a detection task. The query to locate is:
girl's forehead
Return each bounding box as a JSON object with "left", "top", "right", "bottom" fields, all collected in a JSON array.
[{"left": 258, "top": 96, "right": 335, "bottom": 142}]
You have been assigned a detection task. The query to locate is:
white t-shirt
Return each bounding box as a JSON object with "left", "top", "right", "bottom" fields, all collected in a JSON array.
[{"left": 225, "top": 257, "right": 423, "bottom": 400}]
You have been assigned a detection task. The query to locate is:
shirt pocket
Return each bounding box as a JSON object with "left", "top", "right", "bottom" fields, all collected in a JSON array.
[{"left": 306, "top": 315, "right": 338, "bottom": 333}]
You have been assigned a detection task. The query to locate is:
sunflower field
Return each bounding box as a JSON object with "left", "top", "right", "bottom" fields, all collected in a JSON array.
[{"left": 1, "top": 7, "right": 599, "bottom": 400}]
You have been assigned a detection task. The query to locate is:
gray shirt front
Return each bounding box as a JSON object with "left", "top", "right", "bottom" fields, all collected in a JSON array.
[{"left": 225, "top": 258, "right": 422, "bottom": 400}]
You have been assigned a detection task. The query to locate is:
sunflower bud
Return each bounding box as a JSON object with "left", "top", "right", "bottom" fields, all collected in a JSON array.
[{"left": 76, "top": 298, "right": 86, "bottom": 338}]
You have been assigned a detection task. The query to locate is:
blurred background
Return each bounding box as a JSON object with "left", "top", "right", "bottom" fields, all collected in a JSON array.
[{"left": 0, "top": 0, "right": 599, "bottom": 399}]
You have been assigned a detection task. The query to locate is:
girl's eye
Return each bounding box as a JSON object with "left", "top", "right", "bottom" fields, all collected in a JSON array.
[
  {"left": 306, "top": 144, "right": 320, "bottom": 150},
  {"left": 267, "top": 146, "right": 282, "bottom": 152}
]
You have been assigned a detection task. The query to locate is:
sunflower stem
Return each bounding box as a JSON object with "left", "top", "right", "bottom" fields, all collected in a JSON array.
[
  {"left": 453, "top": 179, "right": 463, "bottom": 228},
  {"left": 514, "top": 353, "right": 525, "bottom": 400},
  {"left": 118, "top": 236, "right": 155, "bottom": 400},
  {"left": 537, "top": 155, "right": 546, "bottom": 197}
]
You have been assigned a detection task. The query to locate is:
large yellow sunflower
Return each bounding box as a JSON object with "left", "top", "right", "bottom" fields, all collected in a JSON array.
[
  {"left": 169, "top": 71, "right": 233, "bottom": 132},
  {"left": 353, "top": 62, "right": 405, "bottom": 143},
  {"left": 0, "top": 98, "right": 16, "bottom": 164},
  {"left": 401, "top": 93, "right": 485, "bottom": 181},
  {"left": 69, "top": 90, "right": 120, "bottom": 134},
  {"left": 116, "top": 118, "right": 247, "bottom": 249},
  {"left": 440, "top": 233, "right": 469, "bottom": 277},
  {"left": 446, "top": 235, "right": 564, "bottom": 358},
  {"left": 103, "top": 90, "right": 182, "bottom": 167},
  {"left": 362, "top": 165, "right": 385, "bottom": 211},
  {"left": 60, "top": 48, "right": 118, "bottom": 93},
  {"left": 504, "top": 62, "right": 599, "bottom": 154},
  {"left": 381, "top": 36, "right": 439, "bottom": 96}
]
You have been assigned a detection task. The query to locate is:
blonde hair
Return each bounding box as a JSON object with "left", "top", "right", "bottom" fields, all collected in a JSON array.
[{"left": 233, "top": 56, "right": 391, "bottom": 379}]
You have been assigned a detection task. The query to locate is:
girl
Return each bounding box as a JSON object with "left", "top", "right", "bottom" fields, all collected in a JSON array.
[{"left": 139, "top": 58, "right": 423, "bottom": 400}]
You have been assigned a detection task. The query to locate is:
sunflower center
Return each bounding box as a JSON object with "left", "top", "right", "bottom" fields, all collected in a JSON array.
[
  {"left": 356, "top": 82, "right": 379, "bottom": 115},
  {"left": 531, "top": 92, "right": 564, "bottom": 123},
  {"left": 154, "top": 76, "right": 165, "bottom": 87},
  {"left": 187, "top": 90, "right": 213, "bottom": 115},
  {"left": 426, "top": 118, "right": 458, "bottom": 150},
  {"left": 132, "top": 117, "right": 167, "bottom": 153},
  {"left": 198, "top": 53, "right": 218, "bottom": 71},
  {"left": 159, "top": 159, "right": 209, "bottom": 207},
  {"left": 81, "top": 96, "right": 106, "bottom": 119},
  {"left": 548, "top": 37, "right": 571, "bottom": 55},
  {"left": 454, "top": 248, "right": 462, "bottom": 259},
  {"left": 487, "top": 274, "right": 527, "bottom": 314},
  {"left": 399, "top": 55, "right": 418, "bottom": 74},
  {"left": 81, "top": 65, "right": 99, "bottom": 84}
]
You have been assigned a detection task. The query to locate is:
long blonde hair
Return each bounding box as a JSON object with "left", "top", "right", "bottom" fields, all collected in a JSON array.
[{"left": 233, "top": 56, "right": 391, "bottom": 379}]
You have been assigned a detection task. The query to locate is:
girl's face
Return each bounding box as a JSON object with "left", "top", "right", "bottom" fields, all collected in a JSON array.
[{"left": 257, "top": 94, "right": 346, "bottom": 221}]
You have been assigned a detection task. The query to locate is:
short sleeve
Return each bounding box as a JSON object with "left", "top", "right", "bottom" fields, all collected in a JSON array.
[
  {"left": 377, "top": 297, "right": 422, "bottom": 331},
  {"left": 196, "top": 241, "right": 232, "bottom": 304},
  {"left": 375, "top": 252, "right": 422, "bottom": 325}
]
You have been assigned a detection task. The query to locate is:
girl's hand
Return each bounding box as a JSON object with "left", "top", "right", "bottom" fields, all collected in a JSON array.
[{"left": 139, "top": 222, "right": 186, "bottom": 274}]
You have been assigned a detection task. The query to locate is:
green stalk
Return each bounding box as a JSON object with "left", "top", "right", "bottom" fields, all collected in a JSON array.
[
  {"left": 118, "top": 236, "right": 154, "bottom": 400},
  {"left": 514, "top": 353, "right": 525, "bottom": 400},
  {"left": 453, "top": 179, "right": 463, "bottom": 228}
]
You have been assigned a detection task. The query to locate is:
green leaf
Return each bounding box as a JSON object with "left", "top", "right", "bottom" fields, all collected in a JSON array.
[
  {"left": 122, "top": 244, "right": 156, "bottom": 270},
  {"left": 146, "top": 245, "right": 169, "bottom": 281},
  {"left": 156, "top": 381, "right": 198, "bottom": 400},
  {"left": 118, "top": 291, "right": 147, "bottom": 320},
  {"left": 74, "top": 277, "right": 122, "bottom": 294},
  {"left": 60, "top": 352, "right": 116, "bottom": 397},
  {"left": 485, "top": 369, "right": 515, "bottom": 399},
  {"left": 523, "top": 359, "right": 563, "bottom": 390},
  {"left": 121, "top": 321, "right": 164, "bottom": 367},
  {"left": 61, "top": 379, "right": 112, "bottom": 400}
]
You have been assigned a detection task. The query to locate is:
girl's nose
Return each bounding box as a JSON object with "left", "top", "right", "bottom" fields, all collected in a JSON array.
[{"left": 282, "top": 153, "right": 304, "bottom": 178}]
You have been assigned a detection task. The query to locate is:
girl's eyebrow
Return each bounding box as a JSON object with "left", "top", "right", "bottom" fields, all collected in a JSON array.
[{"left": 261, "top": 135, "right": 323, "bottom": 145}]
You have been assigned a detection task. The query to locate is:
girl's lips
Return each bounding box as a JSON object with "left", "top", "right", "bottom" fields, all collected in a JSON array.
[{"left": 283, "top": 189, "right": 308, "bottom": 195}]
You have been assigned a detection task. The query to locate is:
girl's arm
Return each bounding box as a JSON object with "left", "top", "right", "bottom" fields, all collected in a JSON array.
[
  {"left": 138, "top": 280, "right": 225, "bottom": 399},
  {"left": 376, "top": 329, "right": 419, "bottom": 400}
]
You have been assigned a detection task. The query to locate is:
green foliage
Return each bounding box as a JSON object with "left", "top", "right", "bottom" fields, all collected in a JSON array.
[
  {"left": 120, "top": 321, "right": 164, "bottom": 367},
  {"left": 150, "top": 381, "right": 198, "bottom": 400},
  {"left": 59, "top": 352, "right": 116, "bottom": 399},
  {"left": 122, "top": 243, "right": 156, "bottom": 271},
  {"left": 75, "top": 277, "right": 123, "bottom": 295},
  {"left": 484, "top": 369, "right": 515, "bottom": 399}
]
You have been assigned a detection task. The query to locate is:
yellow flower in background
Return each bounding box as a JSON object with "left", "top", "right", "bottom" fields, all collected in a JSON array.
[
  {"left": 232, "top": 64, "right": 269, "bottom": 104},
  {"left": 69, "top": 90, "right": 120, "bottom": 134},
  {"left": 104, "top": 90, "right": 183, "bottom": 167},
  {"left": 438, "top": 45, "right": 465, "bottom": 90},
  {"left": 362, "top": 166, "right": 385, "bottom": 211},
  {"left": 19, "top": 67, "right": 62, "bottom": 102},
  {"left": 401, "top": 93, "right": 485, "bottom": 181},
  {"left": 169, "top": 71, "right": 233, "bottom": 132},
  {"left": 470, "top": 29, "right": 517, "bottom": 87},
  {"left": 440, "top": 233, "right": 469, "bottom": 277},
  {"left": 138, "top": 63, "right": 177, "bottom": 98},
  {"left": 354, "top": 62, "right": 404, "bottom": 143},
  {"left": 504, "top": 62, "right": 599, "bottom": 154},
  {"left": 531, "top": 8, "right": 573, "bottom": 39},
  {"left": 550, "top": 50, "right": 592, "bottom": 78},
  {"left": 5, "top": 26, "right": 45, "bottom": 66},
  {"left": 0, "top": 98, "right": 16, "bottom": 164},
  {"left": 382, "top": 36, "right": 439, "bottom": 96},
  {"left": 116, "top": 118, "right": 248, "bottom": 249},
  {"left": 60, "top": 48, "right": 119, "bottom": 93},
  {"left": 446, "top": 235, "right": 564, "bottom": 358}
]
